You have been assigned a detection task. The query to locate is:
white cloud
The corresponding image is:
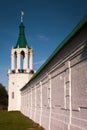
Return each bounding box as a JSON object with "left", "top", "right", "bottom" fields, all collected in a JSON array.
[{"left": 37, "top": 34, "right": 48, "bottom": 41}]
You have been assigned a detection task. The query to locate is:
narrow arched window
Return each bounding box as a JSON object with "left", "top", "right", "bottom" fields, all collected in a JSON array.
[
  {"left": 20, "top": 51, "right": 25, "bottom": 70},
  {"left": 12, "top": 92, "right": 14, "bottom": 99},
  {"left": 14, "top": 51, "right": 17, "bottom": 69}
]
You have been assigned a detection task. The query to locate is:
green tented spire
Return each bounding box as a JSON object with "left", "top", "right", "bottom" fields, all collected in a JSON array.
[{"left": 14, "top": 22, "right": 29, "bottom": 48}]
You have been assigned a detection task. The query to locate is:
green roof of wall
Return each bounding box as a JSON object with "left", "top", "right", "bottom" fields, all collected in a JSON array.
[
  {"left": 14, "top": 22, "right": 29, "bottom": 48},
  {"left": 21, "top": 15, "right": 87, "bottom": 91}
]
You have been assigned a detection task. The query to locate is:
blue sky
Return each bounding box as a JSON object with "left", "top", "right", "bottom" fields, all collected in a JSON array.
[{"left": 0, "top": 0, "right": 87, "bottom": 89}]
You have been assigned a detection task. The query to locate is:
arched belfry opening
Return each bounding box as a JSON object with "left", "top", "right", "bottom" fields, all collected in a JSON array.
[
  {"left": 11, "top": 47, "right": 33, "bottom": 73},
  {"left": 14, "top": 51, "right": 17, "bottom": 70},
  {"left": 20, "top": 50, "right": 25, "bottom": 70}
]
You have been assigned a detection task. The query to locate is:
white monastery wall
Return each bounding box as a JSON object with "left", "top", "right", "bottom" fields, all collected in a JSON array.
[{"left": 21, "top": 21, "right": 87, "bottom": 130}]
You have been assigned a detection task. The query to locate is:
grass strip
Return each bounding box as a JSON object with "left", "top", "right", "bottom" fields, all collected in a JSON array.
[{"left": 0, "top": 111, "right": 45, "bottom": 130}]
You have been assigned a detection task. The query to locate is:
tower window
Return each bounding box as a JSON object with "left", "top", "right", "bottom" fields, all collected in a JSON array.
[
  {"left": 12, "top": 92, "right": 14, "bottom": 99},
  {"left": 14, "top": 51, "right": 17, "bottom": 69},
  {"left": 20, "top": 51, "right": 25, "bottom": 70},
  {"left": 12, "top": 82, "right": 14, "bottom": 85}
]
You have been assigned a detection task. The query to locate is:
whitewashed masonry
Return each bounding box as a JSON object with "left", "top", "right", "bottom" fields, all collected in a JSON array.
[
  {"left": 21, "top": 15, "right": 87, "bottom": 130},
  {"left": 8, "top": 22, "right": 34, "bottom": 111}
]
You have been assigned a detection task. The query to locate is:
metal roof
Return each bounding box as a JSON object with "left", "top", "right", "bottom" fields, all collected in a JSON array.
[{"left": 14, "top": 22, "right": 29, "bottom": 48}]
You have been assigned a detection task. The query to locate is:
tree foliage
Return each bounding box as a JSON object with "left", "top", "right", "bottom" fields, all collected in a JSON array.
[{"left": 0, "top": 83, "right": 8, "bottom": 108}]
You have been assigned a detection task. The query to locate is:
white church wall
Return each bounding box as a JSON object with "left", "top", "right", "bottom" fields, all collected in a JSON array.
[
  {"left": 35, "top": 83, "right": 41, "bottom": 124},
  {"left": 21, "top": 20, "right": 87, "bottom": 130},
  {"left": 70, "top": 46, "right": 87, "bottom": 130},
  {"left": 41, "top": 76, "right": 50, "bottom": 130}
]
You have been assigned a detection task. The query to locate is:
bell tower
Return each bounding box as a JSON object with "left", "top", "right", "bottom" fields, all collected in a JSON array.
[{"left": 8, "top": 13, "right": 34, "bottom": 111}]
